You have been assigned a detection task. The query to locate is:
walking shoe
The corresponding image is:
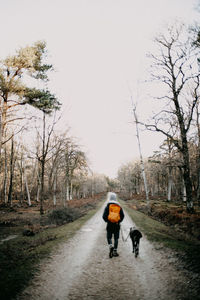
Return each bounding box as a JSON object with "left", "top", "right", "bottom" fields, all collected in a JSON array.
[
  {"left": 109, "top": 246, "right": 114, "bottom": 258},
  {"left": 113, "top": 249, "right": 119, "bottom": 257}
]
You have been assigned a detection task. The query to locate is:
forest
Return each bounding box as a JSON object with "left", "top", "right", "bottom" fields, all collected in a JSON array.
[
  {"left": 0, "top": 41, "right": 108, "bottom": 214},
  {"left": 1, "top": 24, "right": 200, "bottom": 209},
  {"left": 117, "top": 24, "right": 200, "bottom": 210},
  {"left": 0, "top": 24, "right": 200, "bottom": 225},
  {"left": 0, "top": 5, "right": 200, "bottom": 300}
]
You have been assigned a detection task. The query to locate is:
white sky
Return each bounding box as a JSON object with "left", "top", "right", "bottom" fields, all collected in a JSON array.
[{"left": 0, "top": 0, "right": 199, "bottom": 178}]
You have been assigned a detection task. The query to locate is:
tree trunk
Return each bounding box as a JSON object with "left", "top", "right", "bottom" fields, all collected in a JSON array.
[
  {"left": 0, "top": 99, "right": 7, "bottom": 175},
  {"left": 53, "top": 169, "right": 57, "bottom": 206},
  {"left": 29, "top": 161, "right": 37, "bottom": 195},
  {"left": 36, "top": 165, "right": 40, "bottom": 203},
  {"left": 3, "top": 146, "right": 8, "bottom": 204},
  {"left": 24, "top": 165, "right": 31, "bottom": 206},
  {"left": 19, "top": 156, "right": 24, "bottom": 204},
  {"left": 53, "top": 181, "right": 56, "bottom": 206},
  {"left": 40, "top": 112, "right": 46, "bottom": 215},
  {"left": 133, "top": 105, "right": 149, "bottom": 205},
  {"left": 197, "top": 168, "right": 200, "bottom": 204},
  {"left": 20, "top": 171, "right": 24, "bottom": 204},
  {"left": 173, "top": 91, "right": 194, "bottom": 211},
  {"left": 182, "top": 141, "right": 193, "bottom": 211},
  {"left": 8, "top": 138, "right": 14, "bottom": 206},
  {"left": 0, "top": 108, "right": 2, "bottom": 173},
  {"left": 182, "top": 179, "right": 187, "bottom": 202},
  {"left": 167, "top": 167, "right": 173, "bottom": 201},
  {"left": 40, "top": 159, "right": 45, "bottom": 214},
  {"left": 36, "top": 182, "right": 40, "bottom": 203},
  {"left": 196, "top": 108, "right": 200, "bottom": 204},
  {"left": 70, "top": 180, "right": 73, "bottom": 200},
  {"left": 66, "top": 179, "right": 70, "bottom": 202}
]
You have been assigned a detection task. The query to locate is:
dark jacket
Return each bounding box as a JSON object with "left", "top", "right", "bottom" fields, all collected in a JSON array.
[{"left": 102, "top": 201, "right": 124, "bottom": 231}]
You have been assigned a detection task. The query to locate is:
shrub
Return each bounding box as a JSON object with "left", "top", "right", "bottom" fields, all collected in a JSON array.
[{"left": 47, "top": 207, "right": 82, "bottom": 225}]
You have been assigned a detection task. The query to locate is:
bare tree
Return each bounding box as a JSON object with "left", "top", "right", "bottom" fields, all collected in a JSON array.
[
  {"left": 63, "top": 141, "right": 88, "bottom": 202},
  {"left": 132, "top": 102, "right": 149, "bottom": 204},
  {"left": 35, "top": 112, "right": 60, "bottom": 214},
  {"left": 195, "top": 103, "right": 200, "bottom": 202},
  {"left": 145, "top": 24, "right": 200, "bottom": 212},
  {"left": 117, "top": 161, "right": 143, "bottom": 197}
]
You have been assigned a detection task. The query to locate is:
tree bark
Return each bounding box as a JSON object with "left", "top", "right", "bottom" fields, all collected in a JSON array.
[
  {"left": 196, "top": 108, "right": 200, "bottom": 204},
  {"left": 19, "top": 154, "right": 24, "bottom": 204},
  {"left": 66, "top": 178, "right": 70, "bottom": 202},
  {"left": 24, "top": 163, "right": 31, "bottom": 206},
  {"left": 40, "top": 112, "right": 46, "bottom": 215},
  {"left": 167, "top": 167, "right": 173, "bottom": 201},
  {"left": 53, "top": 169, "right": 57, "bottom": 206},
  {"left": 181, "top": 129, "right": 193, "bottom": 211},
  {"left": 133, "top": 104, "right": 149, "bottom": 205},
  {"left": 3, "top": 146, "right": 8, "bottom": 204},
  {"left": 7, "top": 138, "right": 14, "bottom": 206}
]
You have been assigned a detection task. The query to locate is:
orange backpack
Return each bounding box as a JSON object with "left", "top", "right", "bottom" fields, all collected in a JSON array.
[{"left": 108, "top": 204, "right": 121, "bottom": 223}]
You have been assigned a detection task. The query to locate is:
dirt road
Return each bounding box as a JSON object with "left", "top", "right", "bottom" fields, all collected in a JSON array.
[{"left": 18, "top": 202, "right": 193, "bottom": 300}]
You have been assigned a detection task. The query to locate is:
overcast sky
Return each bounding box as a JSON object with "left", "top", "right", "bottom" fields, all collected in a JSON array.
[{"left": 0, "top": 0, "right": 199, "bottom": 177}]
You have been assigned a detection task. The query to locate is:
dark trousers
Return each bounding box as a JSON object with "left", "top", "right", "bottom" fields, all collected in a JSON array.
[{"left": 107, "top": 229, "right": 120, "bottom": 249}]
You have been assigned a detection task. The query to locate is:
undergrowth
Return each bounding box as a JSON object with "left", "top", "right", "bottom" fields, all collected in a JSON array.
[
  {"left": 47, "top": 207, "right": 82, "bottom": 225},
  {"left": 121, "top": 200, "right": 200, "bottom": 275},
  {"left": 0, "top": 200, "right": 104, "bottom": 300}
]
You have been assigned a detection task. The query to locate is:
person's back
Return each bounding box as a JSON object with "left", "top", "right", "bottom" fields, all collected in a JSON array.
[{"left": 103, "top": 193, "right": 124, "bottom": 258}]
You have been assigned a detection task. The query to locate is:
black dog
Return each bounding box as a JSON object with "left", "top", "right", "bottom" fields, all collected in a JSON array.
[{"left": 129, "top": 227, "right": 142, "bottom": 257}]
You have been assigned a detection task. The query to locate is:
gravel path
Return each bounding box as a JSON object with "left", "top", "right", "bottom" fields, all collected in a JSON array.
[{"left": 18, "top": 202, "right": 193, "bottom": 300}]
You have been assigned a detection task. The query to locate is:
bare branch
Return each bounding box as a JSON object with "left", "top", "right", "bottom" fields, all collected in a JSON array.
[{"left": 186, "top": 76, "right": 200, "bottom": 132}]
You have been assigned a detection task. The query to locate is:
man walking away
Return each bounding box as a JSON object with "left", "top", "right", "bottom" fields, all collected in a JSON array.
[{"left": 102, "top": 193, "right": 124, "bottom": 258}]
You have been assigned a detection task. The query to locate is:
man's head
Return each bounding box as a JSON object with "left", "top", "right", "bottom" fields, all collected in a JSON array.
[{"left": 109, "top": 193, "right": 117, "bottom": 201}]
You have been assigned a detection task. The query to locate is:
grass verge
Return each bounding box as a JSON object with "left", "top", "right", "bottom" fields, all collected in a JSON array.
[
  {"left": 0, "top": 200, "right": 104, "bottom": 300},
  {"left": 121, "top": 200, "right": 200, "bottom": 275}
]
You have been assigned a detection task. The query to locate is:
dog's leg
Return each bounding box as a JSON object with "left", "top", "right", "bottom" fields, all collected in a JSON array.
[
  {"left": 135, "top": 242, "right": 139, "bottom": 257},
  {"left": 131, "top": 239, "right": 134, "bottom": 253}
]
